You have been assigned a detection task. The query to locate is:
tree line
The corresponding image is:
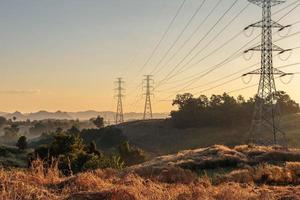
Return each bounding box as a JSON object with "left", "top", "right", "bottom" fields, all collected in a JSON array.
[{"left": 171, "top": 91, "right": 300, "bottom": 129}]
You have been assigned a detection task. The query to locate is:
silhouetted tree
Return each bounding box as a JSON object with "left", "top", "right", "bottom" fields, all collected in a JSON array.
[
  {"left": 118, "top": 141, "right": 146, "bottom": 166},
  {"left": 0, "top": 116, "right": 7, "bottom": 127},
  {"left": 92, "top": 116, "right": 104, "bottom": 129},
  {"left": 171, "top": 91, "right": 299, "bottom": 129},
  {"left": 16, "top": 136, "right": 27, "bottom": 150},
  {"left": 87, "top": 141, "right": 101, "bottom": 156}
]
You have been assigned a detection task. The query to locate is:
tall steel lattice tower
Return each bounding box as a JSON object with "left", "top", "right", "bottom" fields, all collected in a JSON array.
[
  {"left": 115, "top": 78, "right": 125, "bottom": 124},
  {"left": 143, "top": 75, "right": 154, "bottom": 120},
  {"left": 243, "top": 0, "right": 292, "bottom": 146}
]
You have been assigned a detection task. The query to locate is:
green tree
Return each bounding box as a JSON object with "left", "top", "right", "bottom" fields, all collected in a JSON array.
[
  {"left": 87, "top": 141, "right": 102, "bottom": 156},
  {"left": 92, "top": 116, "right": 104, "bottom": 129},
  {"left": 16, "top": 136, "right": 27, "bottom": 150},
  {"left": 0, "top": 116, "right": 7, "bottom": 127},
  {"left": 118, "top": 141, "right": 146, "bottom": 166}
]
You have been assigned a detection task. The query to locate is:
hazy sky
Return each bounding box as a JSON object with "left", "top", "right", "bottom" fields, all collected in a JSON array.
[{"left": 0, "top": 0, "right": 299, "bottom": 113}]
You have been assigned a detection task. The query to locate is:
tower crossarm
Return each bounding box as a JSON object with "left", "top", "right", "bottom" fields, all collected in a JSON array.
[
  {"left": 244, "top": 44, "right": 289, "bottom": 53},
  {"left": 245, "top": 20, "right": 288, "bottom": 30},
  {"left": 248, "top": 0, "right": 285, "bottom": 7},
  {"left": 242, "top": 67, "right": 292, "bottom": 76}
]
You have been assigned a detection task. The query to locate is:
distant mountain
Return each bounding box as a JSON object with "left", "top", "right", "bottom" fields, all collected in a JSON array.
[
  {"left": 28, "top": 111, "right": 72, "bottom": 121},
  {"left": 0, "top": 110, "right": 169, "bottom": 121},
  {"left": 4, "top": 111, "right": 25, "bottom": 120}
]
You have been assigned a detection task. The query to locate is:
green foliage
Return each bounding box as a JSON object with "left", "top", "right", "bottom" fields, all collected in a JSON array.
[
  {"left": 91, "top": 116, "right": 104, "bottom": 129},
  {"left": 81, "top": 127, "right": 128, "bottom": 150},
  {"left": 87, "top": 141, "right": 102, "bottom": 156},
  {"left": 16, "top": 136, "right": 27, "bottom": 150},
  {"left": 118, "top": 141, "right": 146, "bottom": 166},
  {"left": 34, "top": 130, "right": 127, "bottom": 175},
  {"left": 0, "top": 116, "right": 7, "bottom": 127},
  {"left": 171, "top": 92, "right": 299, "bottom": 129}
]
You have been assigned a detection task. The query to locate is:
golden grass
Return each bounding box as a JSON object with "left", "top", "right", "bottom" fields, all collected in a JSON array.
[
  {"left": 2, "top": 145, "right": 300, "bottom": 199},
  {"left": 218, "top": 162, "right": 300, "bottom": 186},
  {"left": 0, "top": 161, "right": 300, "bottom": 200}
]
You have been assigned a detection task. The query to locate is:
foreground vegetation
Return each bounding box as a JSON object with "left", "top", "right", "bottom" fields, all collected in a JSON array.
[{"left": 1, "top": 145, "right": 300, "bottom": 199}]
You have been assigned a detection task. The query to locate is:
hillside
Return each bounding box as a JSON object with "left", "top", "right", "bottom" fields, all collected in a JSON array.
[
  {"left": 2, "top": 145, "right": 300, "bottom": 199},
  {"left": 0, "top": 145, "right": 32, "bottom": 168},
  {"left": 117, "top": 113, "right": 300, "bottom": 155}
]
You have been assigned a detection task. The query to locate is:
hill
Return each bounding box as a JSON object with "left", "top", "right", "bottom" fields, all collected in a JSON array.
[
  {"left": 0, "top": 111, "right": 169, "bottom": 121},
  {"left": 1, "top": 145, "right": 300, "bottom": 199},
  {"left": 117, "top": 113, "right": 300, "bottom": 155},
  {"left": 0, "top": 145, "right": 32, "bottom": 168}
]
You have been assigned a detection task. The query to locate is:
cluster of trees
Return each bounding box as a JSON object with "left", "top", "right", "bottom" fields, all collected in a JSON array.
[
  {"left": 0, "top": 117, "right": 96, "bottom": 145},
  {"left": 171, "top": 91, "right": 300, "bottom": 129},
  {"left": 32, "top": 126, "right": 146, "bottom": 175}
]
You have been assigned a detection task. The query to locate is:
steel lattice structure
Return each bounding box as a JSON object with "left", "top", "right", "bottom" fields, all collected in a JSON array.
[
  {"left": 115, "top": 78, "right": 125, "bottom": 124},
  {"left": 143, "top": 75, "right": 154, "bottom": 120},
  {"left": 243, "top": 0, "right": 292, "bottom": 146}
]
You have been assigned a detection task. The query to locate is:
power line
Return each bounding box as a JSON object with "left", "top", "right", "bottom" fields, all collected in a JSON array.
[
  {"left": 156, "top": 0, "right": 300, "bottom": 88},
  {"left": 162, "top": 1, "right": 251, "bottom": 82},
  {"left": 150, "top": 0, "right": 207, "bottom": 75},
  {"left": 158, "top": 59, "right": 300, "bottom": 101},
  {"left": 135, "top": 0, "right": 188, "bottom": 76},
  {"left": 153, "top": 0, "right": 221, "bottom": 75},
  {"left": 273, "top": 0, "right": 300, "bottom": 15},
  {"left": 195, "top": 61, "right": 300, "bottom": 95},
  {"left": 157, "top": 0, "right": 239, "bottom": 84},
  {"left": 157, "top": 32, "right": 261, "bottom": 95},
  {"left": 156, "top": 6, "right": 300, "bottom": 94},
  {"left": 276, "top": 0, "right": 300, "bottom": 22}
]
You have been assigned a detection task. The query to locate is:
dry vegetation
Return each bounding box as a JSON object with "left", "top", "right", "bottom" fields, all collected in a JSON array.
[{"left": 1, "top": 145, "right": 300, "bottom": 200}]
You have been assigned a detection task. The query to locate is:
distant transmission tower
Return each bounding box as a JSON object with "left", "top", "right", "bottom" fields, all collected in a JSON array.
[
  {"left": 115, "top": 78, "right": 125, "bottom": 124},
  {"left": 243, "top": 0, "right": 292, "bottom": 146},
  {"left": 143, "top": 75, "right": 154, "bottom": 120}
]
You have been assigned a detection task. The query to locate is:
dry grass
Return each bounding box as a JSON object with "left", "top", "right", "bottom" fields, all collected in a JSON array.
[
  {"left": 217, "top": 162, "right": 300, "bottom": 186},
  {"left": 2, "top": 146, "right": 300, "bottom": 199},
  {"left": 0, "top": 162, "right": 299, "bottom": 200}
]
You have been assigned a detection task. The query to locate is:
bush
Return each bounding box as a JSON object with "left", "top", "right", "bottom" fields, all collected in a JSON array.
[
  {"left": 119, "top": 141, "right": 146, "bottom": 166},
  {"left": 16, "top": 136, "right": 28, "bottom": 150},
  {"left": 33, "top": 131, "right": 126, "bottom": 175}
]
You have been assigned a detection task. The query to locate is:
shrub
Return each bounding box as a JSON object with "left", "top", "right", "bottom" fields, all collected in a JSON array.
[{"left": 16, "top": 136, "right": 28, "bottom": 150}]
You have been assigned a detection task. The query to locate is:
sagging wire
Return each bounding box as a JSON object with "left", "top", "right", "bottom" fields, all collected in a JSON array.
[
  {"left": 277, "top": 50, "right": 293, "bottom": 61},
  {"left": 243, "top": 50, "right": 254, "bottom": 61},
  {"left": 243, "top": 26, "right": 254, "bottom": 37},
  {"left": 241, "top": 73, "right": 253, "bottom": 84},
  {"left": 278, "top": 25, "right": 292, "bottom": 37},
  {"left": 279, "top": 74, "right": 294, "bottom": 84}
]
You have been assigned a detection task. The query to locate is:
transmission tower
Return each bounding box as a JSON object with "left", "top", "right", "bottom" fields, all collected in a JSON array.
[
  {"left": 243, "top": 0, "right": 292, "bottom": 146},
  {"left": 115, "top": 78, "right": 125, "bottom": 124},
  {"left": 143, "top": 75, "right": 154, "bottom": 120}
]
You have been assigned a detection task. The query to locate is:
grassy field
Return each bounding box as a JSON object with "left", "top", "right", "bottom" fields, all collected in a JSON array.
[
  {"left": 118, "top": 113, "right": 300, "bottom": 155},
  {"left": 1, "top": 145, "right": 300, "bottom": 199}
]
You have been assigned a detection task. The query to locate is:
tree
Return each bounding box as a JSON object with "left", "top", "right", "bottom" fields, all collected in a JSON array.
[
  {"left": 87, "top": 141, "right": 101, "bottom": 156},
  {"left": 0, "top": 116, "right": 7, "bottom": 127},
  {"left": 170, "top": 92, "right": 299, "bottom": 129},
  {"left": 92, "top": 116, "right": 104, "bottom": 129},
  {"left": 118, "top": 141, "right": 146, "bottom": 166},
  {"left": 16, "top": 136, "right": 27, "bottom": 150}
]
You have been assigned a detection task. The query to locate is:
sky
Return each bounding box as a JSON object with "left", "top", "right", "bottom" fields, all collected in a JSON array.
[{"left": 0, "top": 0, "right": 299, "bottom": 113}]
